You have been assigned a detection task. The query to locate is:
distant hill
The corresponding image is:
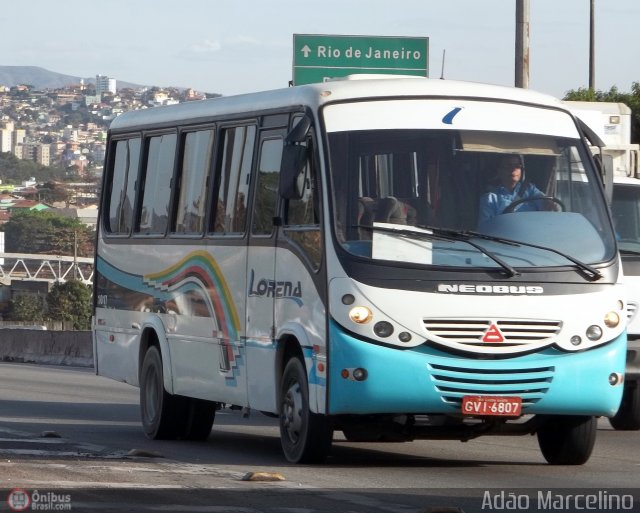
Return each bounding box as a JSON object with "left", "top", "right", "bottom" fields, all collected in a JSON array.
[{"left": 0, "top": 65, "right": 144, "bottom": 90}]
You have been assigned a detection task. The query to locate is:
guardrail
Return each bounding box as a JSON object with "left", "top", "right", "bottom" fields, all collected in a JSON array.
[{"left": 0, "top": 328, "right": 93, "bottom": 367}]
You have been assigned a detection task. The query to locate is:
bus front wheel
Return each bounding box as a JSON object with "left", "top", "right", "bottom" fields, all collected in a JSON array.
[
  {"left": 536, "top": 415, "right": 596, "bottom": 465},
  {"left": 279, "top": 356, "right": 333, "bottom": 463},
  {"left": 609, "top": 381, "right": 640, "bottom": 431}
]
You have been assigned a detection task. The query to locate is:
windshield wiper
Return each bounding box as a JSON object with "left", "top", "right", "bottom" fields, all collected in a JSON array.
[
  {"left": 446, "top": 228, "right": 603, "bottom": 280},
  {"left": 357, "top": 223, "right": 604, "bottom": 280},
  {"left": 356, "top": 224, "right": 520, "bottom": 277}
]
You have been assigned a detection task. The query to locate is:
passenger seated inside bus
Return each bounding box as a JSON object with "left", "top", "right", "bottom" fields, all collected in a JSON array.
[{"left": 357, "top": 196, "right": 418, "bottom": 240}]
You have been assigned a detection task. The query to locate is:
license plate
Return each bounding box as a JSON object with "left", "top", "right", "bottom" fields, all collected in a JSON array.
[{"left": 461, "top": 395, "right": 522, "bottom": 416}]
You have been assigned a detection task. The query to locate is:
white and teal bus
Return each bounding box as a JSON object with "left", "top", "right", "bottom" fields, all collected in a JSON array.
[{"left": 93, "top": 76, "right": 626, "bottom": 465}]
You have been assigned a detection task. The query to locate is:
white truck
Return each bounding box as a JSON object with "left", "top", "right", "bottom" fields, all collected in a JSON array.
[{"left": 565, "top": 100, "right": 640, "bottom": 429}]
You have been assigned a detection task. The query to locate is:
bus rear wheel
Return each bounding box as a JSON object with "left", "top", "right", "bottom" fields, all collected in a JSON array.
[
  {"left": 536, "top": 415, "right": 596, "bottom": 465},
  {"left": 181, "top": 398, "right": 216, "bottom": 441},
  {"left": 140, "top": 346, "right": 180, "bottom": 439},
  {"left": 279, "top": 356, "right": 333, "bottom": 463},
  {"left": 609, "top": 381, "right": 640, "bottom": 431},
  {"left": 140, "top": 346, "right": 216, "bottom": 440}
]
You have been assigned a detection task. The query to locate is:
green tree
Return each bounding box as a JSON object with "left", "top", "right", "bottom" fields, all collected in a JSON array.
[
  {"left": 564, "top": 82, "right": 640, "bottom": 142},
  {"left": 7, "top": 295, "right": 46, "bottom": 324},
  {"left": 3, "top": 210, "right": 94, "bottom": 256},
  {"left": 46, "top": 280, "right": 92, "bottom": 330},
  {"left": 0, "top": 151, "right": 67, "bottom": 183},
  {"left": 37, "top": 181, "right": 71, "bottom": 205}
]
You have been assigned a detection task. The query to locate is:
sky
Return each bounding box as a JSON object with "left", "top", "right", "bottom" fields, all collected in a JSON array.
[{"left": 1, "top": 0, "right": 638, "bottom": 99}]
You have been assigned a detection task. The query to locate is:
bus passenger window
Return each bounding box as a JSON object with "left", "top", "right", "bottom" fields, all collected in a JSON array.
[
  {"left": 252, "top": 137, "right": 283, "bottom": 235},
  {"left": 106, "top": 137, "right": 140, "bottom": 234},
  {"left": 284, "top": 143, "right": 322, "bottom": 269},
  {"left": 174, "top": 129, "right": 214, "bottom": 234},
  {"left": 136, "top": 133, "right": 177, "bottom": 235},
  {"left": 212, "top": 125, "right": 256, "bottom": 234}
]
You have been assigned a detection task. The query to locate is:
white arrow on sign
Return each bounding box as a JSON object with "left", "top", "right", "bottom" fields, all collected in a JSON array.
[{"left": 300, "top": 45, "right": 311, "bottom": 58}]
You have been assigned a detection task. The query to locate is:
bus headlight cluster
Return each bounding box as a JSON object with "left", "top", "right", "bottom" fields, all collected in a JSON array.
[
  {"left": 344, "top": 294, "right": 413, "bottom": 344},
  {"left": 568, "top": 309, "right": 621, "bottom": 349}
]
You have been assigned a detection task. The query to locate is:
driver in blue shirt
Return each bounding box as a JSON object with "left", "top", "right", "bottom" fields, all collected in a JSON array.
[{"left": 477, "top": 154, "right": 545, "bottom": 226}]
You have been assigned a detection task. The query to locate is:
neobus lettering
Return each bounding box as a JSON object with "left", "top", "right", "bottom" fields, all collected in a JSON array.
[
  {"left": 437, "top": 284, "right": 544, "bottom": 294},
  {"left": 248, "top": 269, "right": 302, "bottom": 299}
]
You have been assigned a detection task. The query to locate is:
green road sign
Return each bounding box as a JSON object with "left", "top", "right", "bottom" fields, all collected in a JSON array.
[{"left": 292, "top": 34, "right": 429, "bottom": 86}]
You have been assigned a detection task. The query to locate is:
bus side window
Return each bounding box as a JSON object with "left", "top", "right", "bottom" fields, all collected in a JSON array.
[
  {"left": 174, "top": 129, "right": 214, "bottom": 235},
  {"left": 136, "top": 132, "right": 177, "bottom": 235},
  {"left": 252, "top": 135, "right": 284, "bottom": 235},
  {"left": 105, "top": 137, "right": 140, "bottom": 235},
  {"left": 211, "top": 125, "right": 256, "bottom": 235},
  {"left": 283, "top": 124, "right": 322, "bottom": 269}
]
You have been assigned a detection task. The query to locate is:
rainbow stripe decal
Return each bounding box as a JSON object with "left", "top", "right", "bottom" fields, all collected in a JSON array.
[{"left": 143, "top": 250, "right": 242, "bottom": 374}]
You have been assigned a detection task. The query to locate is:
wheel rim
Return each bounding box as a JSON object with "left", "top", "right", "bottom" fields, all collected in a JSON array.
[{"left": 282, "top": 380, "right": 304, "bottom": 444}]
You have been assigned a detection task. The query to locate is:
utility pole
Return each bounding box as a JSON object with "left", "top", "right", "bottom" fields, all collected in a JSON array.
[
  {"left": 515, "top": 0, "right": 530, "bottom": 88},
  {"left": 589, "top": 0, "right": 595, "bottom": 90}
]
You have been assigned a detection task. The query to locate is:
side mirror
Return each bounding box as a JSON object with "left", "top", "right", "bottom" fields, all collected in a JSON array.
[
  {"left": 286, "top": 115, "right": 311, "bottom": 144},
  {"left": 280, "top": 115, "right": 312, "bottom": 200},
  {"left": 280, "top": 145, "right": 308, "bottom": 200},
  {"left": 600, "top": 153, "right": 614, "bottom": 204}
]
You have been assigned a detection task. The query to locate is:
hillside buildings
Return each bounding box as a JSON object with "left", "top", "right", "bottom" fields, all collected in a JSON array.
[
  {"left": 0, "top": 74, "right": 212, "bottom": 235},
  {"left": 0, "top": 74, "right": 210, "bottom": 177}
]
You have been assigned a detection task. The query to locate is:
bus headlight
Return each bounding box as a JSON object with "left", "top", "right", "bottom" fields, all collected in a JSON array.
[
  {"left": 349, "top": 306, "right": 373, "bottom": 324},
  {"left": 604, "top": 311, "right": 620, "bottom": 328},
  {"left": 373, "top": 321, "right": 394, "bottom": 338},
  {"left": 586, "top": 325, "right": 603, "bottom": 341}
]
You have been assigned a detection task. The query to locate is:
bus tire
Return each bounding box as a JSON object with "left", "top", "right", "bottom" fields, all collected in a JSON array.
[
  {"left": 279, "top": 356, "right": 333, "bottom": 463},
  {"left": 140, "top": 346, "right": 182, "bottom": 440},
  {"left": 182, "top": 398, "right": 216, "bottom": 441},
  {"left": 536, "top": 415, "right": 596, "bottom": 465},
  {"left": 609, "top": 381, "right": 640, "bottom": 431}
]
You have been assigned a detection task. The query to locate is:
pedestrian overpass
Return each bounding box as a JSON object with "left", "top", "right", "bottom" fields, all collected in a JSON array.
[{"left": 0, "top": 253, "right": 94, "bottom": 286}]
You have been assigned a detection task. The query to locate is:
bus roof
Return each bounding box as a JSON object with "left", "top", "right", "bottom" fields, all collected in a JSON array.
[{"left": 108, "top": 76, "right": 567, "bottom": 132}]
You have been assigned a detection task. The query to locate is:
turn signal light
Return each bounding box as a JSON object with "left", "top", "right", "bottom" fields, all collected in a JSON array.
[{"left": 604, "top": 311, "right": 620, "bottom": 328}]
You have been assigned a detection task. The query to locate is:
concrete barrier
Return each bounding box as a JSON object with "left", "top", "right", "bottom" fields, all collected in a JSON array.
[{"left": 0, "top": 329, "right": 93, "bottom": 367}]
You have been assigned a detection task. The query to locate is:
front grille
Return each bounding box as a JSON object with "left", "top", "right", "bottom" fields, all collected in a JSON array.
[
  {"left": 423, "top": 318, "right": 562, "bottom": 352},
  {"left": 428, "top": 362, "right": 555, "bottom": 407},
  {"left": 627, "top": 301, "right": 638, "bottom": 323}
]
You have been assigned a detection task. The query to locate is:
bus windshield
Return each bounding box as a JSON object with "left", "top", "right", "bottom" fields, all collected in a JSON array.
[
  {"left": 612, "top": 182, "right": 640, "bottom": 255},
  {"left": 325, "top": 99, "right": 616, "bottom": 270}
]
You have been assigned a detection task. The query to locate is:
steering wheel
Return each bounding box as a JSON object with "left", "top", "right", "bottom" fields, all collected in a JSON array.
[{"left": 501, "top": 196, "right": 565, "bottom": 214}]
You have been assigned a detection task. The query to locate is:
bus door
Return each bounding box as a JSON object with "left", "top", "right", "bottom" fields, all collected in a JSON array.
[
  {"left": 274, "top": 117, "right": 325, "bottom": 413},
  {"left": 245, "top": 122, "right": 287, "bottom": 411}
]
